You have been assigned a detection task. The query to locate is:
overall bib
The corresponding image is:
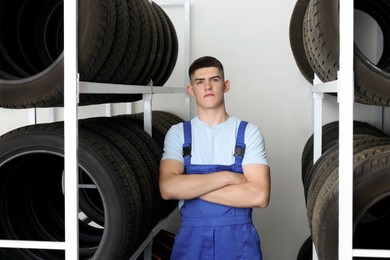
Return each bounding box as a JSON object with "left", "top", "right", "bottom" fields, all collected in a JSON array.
[{"left": 170, "top": 121, "right": 262, "bottom": 260}]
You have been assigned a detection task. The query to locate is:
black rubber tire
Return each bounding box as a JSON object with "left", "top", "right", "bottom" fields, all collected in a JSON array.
[
  {"left": 0, "top": 0, "right": 47, "bottom": 75},
  {"left": 301, "top": 121, "right": 387, "bottom": 185},
  {"left": 302, "top": 0, "right": 390, "bottom": 106},
  {"left": 303, "top": 132, "right": 388, "bottom": 198},
  {"left": 91, "top": 0, "right": 130, "bottom": 83},
  {"left": 153, "top": 6, "right": 179, "bottom": 86},
  {"left": 119, "top": 113, "right": 170, "bottom": 148},
  {"left": 152, "top": 3, "right": 173, "bottom": 86},
  {"left": 117, "top": 111, "right": 184, "bottom": 217},
  {"left": 124, "top": 111, "right": 184, "bottom": 148},
  {"left": 38, "top": 0, "right": 64, "bottom": 66},
  {"left": 77, "top": 0, "right": 116, "bottom": 81},
  {"left": 109, "top": 0, "right": 141, "bottom": 84},
  {"left": 311, "top": 145, "right": 390, "bottom": 259},
  {"left": 152, "top": 110, "right": 186, "bottom": 125},
  {"left": 121, "top": 0, "right": 152, "bottom": 84},
  {"left": 0, "top": 0, "right": 117, "bottom": 108},
  {"left": 303, "top": 0, "right": 338, "bottom": 83},
  {"left": 301, "top": 121, "right": 339, "bottom": 184},
  {"left": 101, "top": 0, "right": 150, "bottom": 104},
  {"left": 0, "top": 122, "right": 143, "bottom": 259},
  {"left": 79, "top": 117, "right": 156, "bottom": 241},
  {"left": 306, "top": 137, "right": 390, "bottom": 229},
  {"left": 134, "top": 0, "right": 160, "bottom": 85},
  {"left": 78, "top": 169, "right": 105, "bottom": 227},
  {"left": 18, "top": 0, "right": 55, "bottom": 73},
  {"left": 289, "top": 0, "right": 314, "bottom": 83},
  {"left": 101, "top": 117, "right": 163, "bottom": 223},
  {"left": 353, "top": 154, "right": 390, "bottom": 251}
]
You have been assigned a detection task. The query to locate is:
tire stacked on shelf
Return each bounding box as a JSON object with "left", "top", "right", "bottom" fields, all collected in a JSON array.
[
  {"left": 0, "top": 111, "right": 183, "bottom": 260},
  {"left": 300, "top": 121, "right": 390, "bottom": 259},
  {"left": 301, "top": 120, "right": 388, "bottom": 199},
  {"left": 289, "top": 0, "right": 390, "bottom": 106},
  {"left": 0, "top": 0, "right": 178, "bottom": 108}
]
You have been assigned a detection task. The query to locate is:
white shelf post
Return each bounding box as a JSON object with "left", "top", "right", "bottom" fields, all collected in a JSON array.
[
  {"left": 63, "top": 0, "right": 80, "bottom": 259},
  {"left": 338, "top": 0, "right": 354, "bottom": 259},
  {"left": 312, "top": 77, "right": 337, "bottom": 260}
]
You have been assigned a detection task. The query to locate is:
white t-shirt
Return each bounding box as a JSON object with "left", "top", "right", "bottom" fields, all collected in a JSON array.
[{"left": 162, "top": 116, "right": 269, "bottom": 166}]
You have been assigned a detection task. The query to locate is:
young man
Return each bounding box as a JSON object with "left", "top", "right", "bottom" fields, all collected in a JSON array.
[{"left": 159, "top": 56, "right": 270, "bottom": 259}]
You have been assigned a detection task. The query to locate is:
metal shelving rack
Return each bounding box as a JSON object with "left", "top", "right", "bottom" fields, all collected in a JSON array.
[
  {"left": 0, "top": 0, "right": 190, "bottom": 259},
  {"left": 311, "top": 0, "right": 390, "bottom": 259}
]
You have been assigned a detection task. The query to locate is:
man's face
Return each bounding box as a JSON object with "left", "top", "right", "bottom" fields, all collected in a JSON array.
[{"left": 187, "top": 67, "right": 230, "bottom": 110}]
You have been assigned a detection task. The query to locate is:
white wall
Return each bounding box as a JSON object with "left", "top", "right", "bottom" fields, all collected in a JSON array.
[
  {"left": 185, "top": 1, "right": 313, "bottom": 258},
  {"left": 0, "top": 1, "right": 387, "bottom": 259}
]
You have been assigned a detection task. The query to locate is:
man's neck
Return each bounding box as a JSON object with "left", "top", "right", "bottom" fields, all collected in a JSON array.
[{"left": 197, "top": 109, "right": 229, "bottom": 126}]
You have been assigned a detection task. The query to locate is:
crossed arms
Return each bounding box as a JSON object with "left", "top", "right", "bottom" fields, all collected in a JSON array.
[{"left": 159, "top": 159, "right": 270, "bottom": 208}]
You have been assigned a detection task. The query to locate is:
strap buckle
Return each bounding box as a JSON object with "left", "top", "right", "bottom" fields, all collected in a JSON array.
[
  {"left": 183, "top": 145, "right": 192, "bottom": 157},
  {"left": 234, "top": 145, "right": 245, "bottom": 157}
]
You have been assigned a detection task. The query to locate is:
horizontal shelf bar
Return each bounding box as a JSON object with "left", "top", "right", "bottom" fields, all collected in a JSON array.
[
  {"left": 312, "top": 80, "right": 338, "bottom": 93},
  {"left": 353, "top": 249, "right": 390, "bottom": 258},
  {"left": 79, "top": 82, "right": 186, "bottom": 95},
  {"left": 0, "top": 240, "right": 66, "bottom": 250},
  {"left": 153, "top": 86, "right": 187, "bottom": 94},
  {"left": 79, "top": 184, "right": 97, "bottom": 189}
]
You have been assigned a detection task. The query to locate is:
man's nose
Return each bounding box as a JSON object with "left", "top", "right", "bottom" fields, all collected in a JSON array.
[{"left": 205, "top": 81, "right": 212, "bottom": 90}]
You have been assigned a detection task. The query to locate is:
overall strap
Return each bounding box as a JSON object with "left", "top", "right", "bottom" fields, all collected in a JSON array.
[
  {"left": 183, "top": 121, "right": 192, "bottom": 166},
  {"left": 234, "top": 121, "right": 248, "bottom": 165}
]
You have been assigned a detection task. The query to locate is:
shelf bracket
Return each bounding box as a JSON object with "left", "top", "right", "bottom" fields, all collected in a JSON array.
[{"left": 143, "top": 93, "right": 153, "bottom": 136}]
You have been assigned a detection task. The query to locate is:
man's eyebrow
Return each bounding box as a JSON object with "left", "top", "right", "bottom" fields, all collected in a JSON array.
[
  {"left": 193, "top": 77, "right": 205, "bottom": 82},
  {"left": 193, "top": 75, "right": 221, "bottom": 82},
  {"left": 210, "top": 75, "right": 221, "bottom": 80}
]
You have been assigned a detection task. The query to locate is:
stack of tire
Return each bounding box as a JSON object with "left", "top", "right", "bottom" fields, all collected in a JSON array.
[
  {"left": 299, "top": 121, "right": 390, "bottom": 259},
  {"left": 0, "top": 111, "right": 183, "bottom": 260},
  {"left": 289, "top": 0, "right": 390, "bottom": 106},
  {"left": 0, "top": 0, "right": 178, "bottom": 108}
]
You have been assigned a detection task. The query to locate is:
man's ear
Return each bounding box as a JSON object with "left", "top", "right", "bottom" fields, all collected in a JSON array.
[
  {"left": 186, "top": 85, "right": 194, "bottom": 96},
  {"left": 224, "top": 80, "right": 231, "bottom": 93}
]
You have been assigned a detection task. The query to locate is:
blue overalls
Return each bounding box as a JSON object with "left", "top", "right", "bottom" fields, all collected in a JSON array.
[{"left": 170, "top": 120, "right": 262, "bottom": 260}]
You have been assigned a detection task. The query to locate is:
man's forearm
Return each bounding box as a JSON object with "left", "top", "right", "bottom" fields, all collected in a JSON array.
[
  {"left": 159, "top": 168, "right": 247, "bottom": 200},
  {"left": 200, "top": 164, "right": 270, "bottom": 208},
  {"left": 199, "top": 182, "right": 269, "bottom": 208}
]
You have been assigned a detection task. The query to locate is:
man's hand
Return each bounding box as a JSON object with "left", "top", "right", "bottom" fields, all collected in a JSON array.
[{"left": 222, "top": 170, "right": 247, "bottom": 185}]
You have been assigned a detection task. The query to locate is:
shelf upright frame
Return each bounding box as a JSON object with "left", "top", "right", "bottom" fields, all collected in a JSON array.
[
  {"left": 338, "top": 0, "right": 354, "bottom": 259},
  {"left": 312, "top": 79, "right": 338, "bottom": 260},
  {"left": 63, "top": 0, "right": 80, "bottom": 258},
  {"left": 311, "top": 0, "right": 355, "bottom": 258}
]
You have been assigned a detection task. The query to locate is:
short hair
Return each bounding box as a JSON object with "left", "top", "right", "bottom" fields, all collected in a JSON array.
[{"left": 188, "top": 56, "right": 225, "bottom": 81}]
